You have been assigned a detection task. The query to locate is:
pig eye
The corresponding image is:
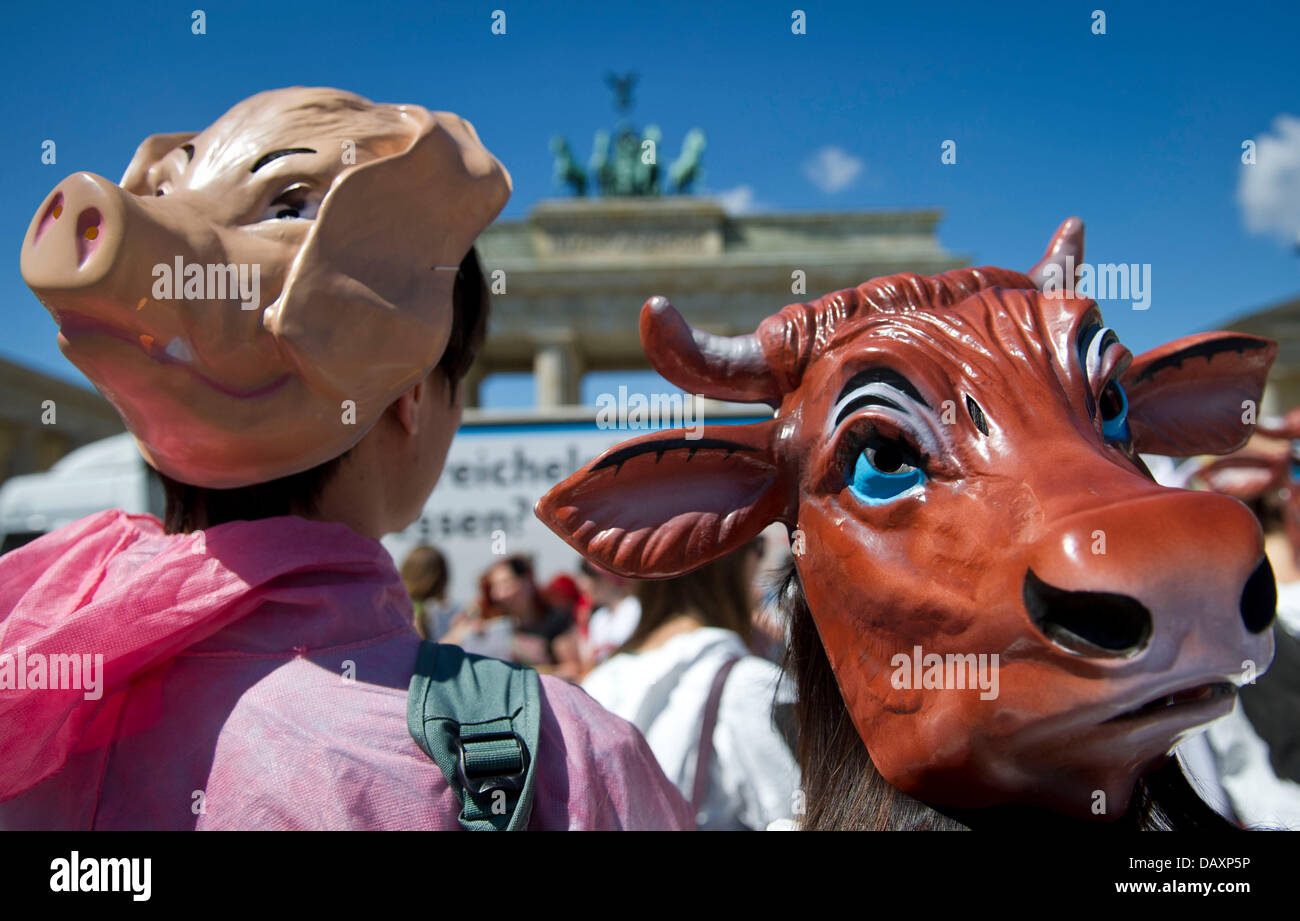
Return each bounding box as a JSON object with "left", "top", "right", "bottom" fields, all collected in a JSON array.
[
  {"left": 261, "top": 184, "right": 319, "bottom": 222},
  {"left": 848, "top": 432, "right": 926, "bottom": 505}
]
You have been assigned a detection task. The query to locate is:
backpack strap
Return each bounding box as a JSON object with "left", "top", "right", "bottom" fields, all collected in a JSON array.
[
  {"left": 406, "top": 641, "right": 541, "bottom": 831},
  {"left": 691, "top": 656, "right": 742, "bottom": 819}
]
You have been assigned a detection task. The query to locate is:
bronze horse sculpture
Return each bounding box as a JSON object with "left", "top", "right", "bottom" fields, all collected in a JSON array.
[{"left": 538, "top": 219, "right": 1280, "bottom": 829}]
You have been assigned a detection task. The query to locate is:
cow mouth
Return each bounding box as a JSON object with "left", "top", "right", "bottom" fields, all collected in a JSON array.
[
  {"left": 57, "top": 310, "right": 290, "bottom": 399},
  {"left": 1103, "top": 681, "right": 1235, "bottom": 724}
]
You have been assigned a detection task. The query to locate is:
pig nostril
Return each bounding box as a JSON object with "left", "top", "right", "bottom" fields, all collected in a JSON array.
[
  {"left": 1023, "top": 568, "right": 1152, "bottom": 657},
  {"left": 1240, "top": 557, "right": 1277, "bottom": 634},
  {"left": 74, "top": 208, "right": 103, "bottom": 266},
  {"left": 33, "top": 192, "right": 64, "bottom": 244}
]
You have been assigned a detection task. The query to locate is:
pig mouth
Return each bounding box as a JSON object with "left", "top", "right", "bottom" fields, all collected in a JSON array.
[{"left": 57, "top": 310, "right": 291, "bottom": 399}]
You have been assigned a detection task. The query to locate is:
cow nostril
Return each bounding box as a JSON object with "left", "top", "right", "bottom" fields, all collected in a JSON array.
[
  {"left": 1022, "top": 568, "right": 1152, "bottom": 657},
  {"left": 1240, "top": 557, "right": 1277, "bottom": 634},
  {"left": 75, "top": 208, "right": 103, "bottom": 266}
]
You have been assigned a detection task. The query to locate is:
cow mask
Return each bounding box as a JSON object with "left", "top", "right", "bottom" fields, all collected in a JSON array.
[{"left": 538, "top": 219, "right": 1279, "bottom": 818}]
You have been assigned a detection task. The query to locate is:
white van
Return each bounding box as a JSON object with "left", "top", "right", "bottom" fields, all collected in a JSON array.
[{"left": 0, "top": 433, "right": 162, "bottom": 554}]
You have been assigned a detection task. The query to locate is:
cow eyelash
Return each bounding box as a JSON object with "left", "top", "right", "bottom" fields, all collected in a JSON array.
[{"left": 1077, "top": 324, "right": 1133, "bottom": 443}]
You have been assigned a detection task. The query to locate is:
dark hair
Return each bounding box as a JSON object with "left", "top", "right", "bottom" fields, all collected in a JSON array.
[
  {"left": 478, "top": 554, "right": 549, "bottom": 624},
  {"left": 1246, "top": 491, "right": 1285, "bottom": 535},
  {"left": 159, "top": 247, "right": 490, "bottom": 535},
  {"left": 621, "top": 541, "right": 758, "bottom": 653},
  {"left": 778, "top": 561, "right": 1237, "bottom": 830}
]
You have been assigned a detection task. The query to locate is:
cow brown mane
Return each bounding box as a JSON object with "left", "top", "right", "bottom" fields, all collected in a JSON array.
[
  {"left": 775, "top": 560, "right": 1240, "bottom": 830},
  {"left": 758, "top": 266, "right": 1036, "bottom": 392}
]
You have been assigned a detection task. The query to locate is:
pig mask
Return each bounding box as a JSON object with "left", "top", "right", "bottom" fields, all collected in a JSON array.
[{"left": 21, "top": 87, "right": 511, "bottom": 488}]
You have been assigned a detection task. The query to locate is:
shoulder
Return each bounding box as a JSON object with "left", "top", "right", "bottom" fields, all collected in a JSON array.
[
  {"left": 724, "top": 655, "right": 792, "bottom": 704},
  {"left": 199, "top": 644, "right": 462, "bottom": 830},
  {"left": 532, "top": 675, "right": 694, "bottom": 830}
]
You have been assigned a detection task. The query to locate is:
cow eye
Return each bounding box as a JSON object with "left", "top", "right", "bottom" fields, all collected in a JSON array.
[
  {"left": 848, "top": 433, "right": 926, "bottom": 505},
  {"left": 1080, "top": 324, "right": 1120, "bottom": 381},
  {"left": 1098, "top": 379, "right": 1131, "bottom": 442},
  {"left": 1079, "top": 323, "right": 1132, "bottom": 444},
  {"left": 261, "top": 184, "right": 319, "bottom": 222}
]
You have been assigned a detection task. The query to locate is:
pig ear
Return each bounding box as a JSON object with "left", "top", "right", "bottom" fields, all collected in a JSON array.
[
  {"left": 267, "top": 106, "right": 511, "bottom": 407},
  {"left": 1194, "top": 454, "right": 1286, "bottom": 500},
  {"left": 536, "top": 419, "right": 792, "bottom": 578},
  {"left": 1121, "top": 332, "right": 1277, "bottom": 456},
  {"left": 119, "top": 132, "right": 197, "bottom": 194}
]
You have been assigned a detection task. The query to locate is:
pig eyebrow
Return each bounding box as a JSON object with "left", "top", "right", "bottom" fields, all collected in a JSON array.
[{"left": 250, "top": 148, "right": 317, "bottom": 173}]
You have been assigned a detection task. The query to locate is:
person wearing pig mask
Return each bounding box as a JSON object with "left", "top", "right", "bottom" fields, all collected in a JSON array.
[{"left": 0, "top": 87, "right": 692, "bottom": 831}]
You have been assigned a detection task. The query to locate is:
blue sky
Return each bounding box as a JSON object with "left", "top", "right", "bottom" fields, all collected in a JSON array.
[{"left": 3, "top": 0, "right": 1298, "bottom": 408}]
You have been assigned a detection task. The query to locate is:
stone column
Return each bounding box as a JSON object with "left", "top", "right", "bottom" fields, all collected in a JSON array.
[{"left": 533, "top": 336, "right": 582, "bottom": 408}]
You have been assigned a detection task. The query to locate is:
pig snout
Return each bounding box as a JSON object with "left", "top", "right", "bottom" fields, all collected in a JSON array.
[
  {"left": 20, "top": 172, "right": 232, "bottom": 331},
  {"left": 22, "top": 172, "right": 126, "bottom": 292}
]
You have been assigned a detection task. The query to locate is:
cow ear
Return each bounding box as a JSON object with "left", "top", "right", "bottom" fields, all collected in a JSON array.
[
  {"left": 1194, "top": 454, "right": 1286, "bottom": 500},
  {"left": 1121, "top": 332, "right": 1277, "bottom": 456},
  {"left": 536, "top": 419, "right": 791, "bottom": 578},
  {"left": 267, "top": 106, "right": 511, "bottom": 406},
  {"left": 119, "top": 132, "right": 198, "bottom": 194}
]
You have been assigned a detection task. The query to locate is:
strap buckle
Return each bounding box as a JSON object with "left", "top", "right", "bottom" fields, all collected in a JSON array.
[{"left": 455, "top": 730, "right": 528, "bottom": 796}]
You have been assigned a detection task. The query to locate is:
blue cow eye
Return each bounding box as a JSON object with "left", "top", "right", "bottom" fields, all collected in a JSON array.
[
  {"left": 1099, "top": 379, "right": 1130, "bottom": 442},
  {"left": 849, "top": 436, "right": 926, "bottom": 504}
]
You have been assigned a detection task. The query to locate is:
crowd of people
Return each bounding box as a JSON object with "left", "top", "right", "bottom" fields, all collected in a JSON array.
[{"left": 398, "top": 535, "right": 801, "bottom": 829}]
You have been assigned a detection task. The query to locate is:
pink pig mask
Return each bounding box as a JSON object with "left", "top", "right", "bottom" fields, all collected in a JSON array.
[{"left": 20, "top": 87, "right": 511, "bottom": 488}]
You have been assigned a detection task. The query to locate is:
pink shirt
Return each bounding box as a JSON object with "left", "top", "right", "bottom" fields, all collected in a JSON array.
[{"left": 0, "top": 511, "right": 691, "bottom": 830}]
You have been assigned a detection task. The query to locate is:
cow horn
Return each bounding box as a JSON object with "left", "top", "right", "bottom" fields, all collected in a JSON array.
[
  {"left": 639, "top": 296, "right": 783, "bottom": 404},
  {"left": 1028, "top": 216, "right": 1086, "bottom": 291}
]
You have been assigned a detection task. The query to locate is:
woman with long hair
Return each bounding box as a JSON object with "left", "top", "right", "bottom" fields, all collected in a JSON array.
[
  {"left": 400, "top": 544, "right": 455, "bottom": 641},
  {"left": 444, "top": 555, "right": 581, "bottom": 673},
  {"left": 582, "top": 538, "right": 800, "bottom": 829}
]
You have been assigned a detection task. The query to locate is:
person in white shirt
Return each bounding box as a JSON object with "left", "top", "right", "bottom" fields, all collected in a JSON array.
[
  {"left": 582, "top": 538, "right": 800, "bottom": 830},
  {"left": 576, "top": 559, "right": 642, "bottom": 667}
]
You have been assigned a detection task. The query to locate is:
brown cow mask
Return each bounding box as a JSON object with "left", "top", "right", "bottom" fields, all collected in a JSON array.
[
  {"left": 538, "top": 219, "right": 1279, "bottom": 818},
  {"left": 21, "top": 87, "right": 511, "bottom": 488}
]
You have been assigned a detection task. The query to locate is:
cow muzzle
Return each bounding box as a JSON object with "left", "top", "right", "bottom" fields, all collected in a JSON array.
[{"left": 1023, "top": 488, "right": 1276, "bottom": 669}]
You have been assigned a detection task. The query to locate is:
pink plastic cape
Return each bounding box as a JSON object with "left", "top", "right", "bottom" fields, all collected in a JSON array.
[{"left": 0, "top": 511, "right": 691, "bottom": 830}]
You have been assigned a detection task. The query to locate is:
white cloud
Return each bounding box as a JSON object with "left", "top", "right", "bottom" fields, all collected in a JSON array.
[
  {"left": 714, "top": 185, "right": 763, "bottom": 215},
  {"left": 1239, "top": 114, "right": 1300, "bottom": 245},
  {"left": 803, "top": 146, "right": 864, "bottom": 194}
]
